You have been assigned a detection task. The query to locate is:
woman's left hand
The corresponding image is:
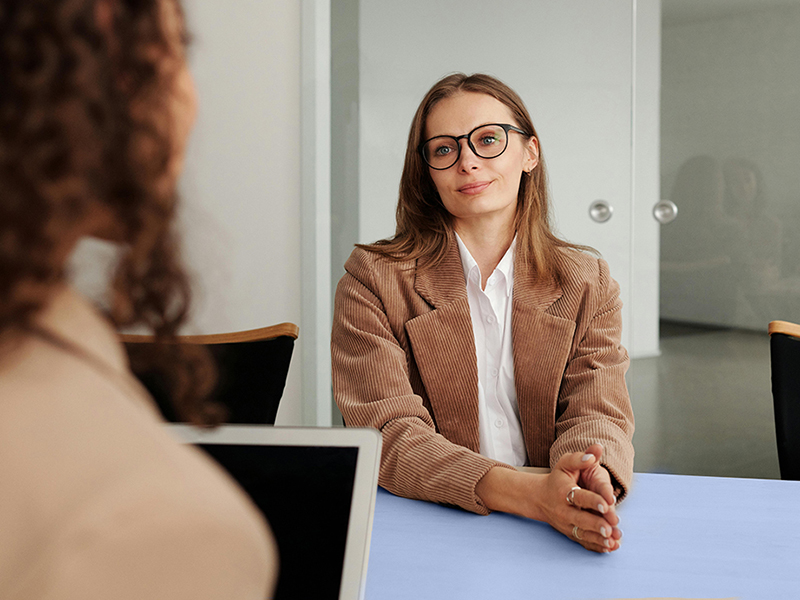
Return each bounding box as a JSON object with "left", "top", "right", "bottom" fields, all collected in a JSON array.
[{"left": 567, "top": 443, "right": 623, "bottom": 548}]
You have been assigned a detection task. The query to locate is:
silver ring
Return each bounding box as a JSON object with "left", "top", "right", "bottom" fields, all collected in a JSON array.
[
  {"left": 572, "top": 525, "right": 583, "bottom": 540},
  {"left": 566, "top": 486, "right": 580, "bottom": 506}
]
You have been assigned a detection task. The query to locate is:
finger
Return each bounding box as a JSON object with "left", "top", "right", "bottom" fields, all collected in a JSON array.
[
  {"left": 583, "top": 442, "right": 604, "bottom": 462},
  {"left": 581, "top": 483, "right": 619, "bottom": 523},
  {"left": 579, "top": 461, "right": 618, "bottom": 514},
  {"left": 593, "top": 479, "right": 617, "bottom": 509},
  {"left": 578, "top": 529, "right": 619, "bottom": 552},
  {"left": 553, "top": 502, "right": 617, "bottom": 551},
  {"left": 566, "top": 486, "right": 618, "bottom": 525},
  {"left": 583, "top": 470, "right": 616, "bottom": 505},
  {"left": 562, "top": 523, "right": 620, "bottom": 553},
  {"left": 556, "top": 448, "right": 600, "bottom": 474},
  {"left": 573, "top": 507, "right": 618, "bottom": 542}
]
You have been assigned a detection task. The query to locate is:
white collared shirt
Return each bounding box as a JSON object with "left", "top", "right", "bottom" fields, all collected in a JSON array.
[{"left": 455, "top": 233, "right": 528, "bottom": 466}]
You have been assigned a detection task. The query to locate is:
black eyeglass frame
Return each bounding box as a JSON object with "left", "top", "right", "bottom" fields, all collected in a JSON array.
[{"left": 418, "top": 123, "right": 531, "bottom": 170}]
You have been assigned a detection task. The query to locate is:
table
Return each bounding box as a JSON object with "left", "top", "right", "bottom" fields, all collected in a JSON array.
[{"left": 365, "top": 472, "right": 800, "bottom": 599}]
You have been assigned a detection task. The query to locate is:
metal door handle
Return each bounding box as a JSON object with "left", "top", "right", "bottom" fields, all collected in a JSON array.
[
  {"left": 589, "top": 200, "right": 613, "bottom": 223},
  {"left": 653, "top": 200, "right": 678, "bottom": 224}
]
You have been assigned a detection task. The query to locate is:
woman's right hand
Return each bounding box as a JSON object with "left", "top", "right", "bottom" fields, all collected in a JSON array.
[{"left": 475, "top": 447, "right": 622, "bottom": 553}]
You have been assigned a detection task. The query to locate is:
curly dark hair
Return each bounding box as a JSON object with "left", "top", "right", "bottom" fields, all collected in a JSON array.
[{"left": 0, "top": 0, "right": 220, "bottom": 423}]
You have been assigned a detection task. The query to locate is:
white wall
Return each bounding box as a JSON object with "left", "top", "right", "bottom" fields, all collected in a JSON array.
[{"left": 179, "top": 1, "right": 303, "bottom": 424}]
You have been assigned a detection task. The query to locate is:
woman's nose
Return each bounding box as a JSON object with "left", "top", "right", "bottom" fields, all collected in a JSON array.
[{"left": 457, "top": 139, "right": 480, "bottom": 171}]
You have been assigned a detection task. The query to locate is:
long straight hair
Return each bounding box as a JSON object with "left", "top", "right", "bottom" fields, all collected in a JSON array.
[{"left": 361, "top": 73, "right": 593, "bottom": 282}]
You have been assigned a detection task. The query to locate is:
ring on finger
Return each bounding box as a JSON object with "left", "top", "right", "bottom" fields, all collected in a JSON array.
[
  {"left": 566, "top": 486, "right": 581, "bottom": 506},
  {"left": 572, "top": 525, "right": 583, "bottom": 541}
]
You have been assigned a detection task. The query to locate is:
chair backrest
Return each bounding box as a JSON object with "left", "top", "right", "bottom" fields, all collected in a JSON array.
[
  {"left": 120, "top": 323, "right": 299, "bottom": 425},
  {"left": 768, "top": 320, "right": 800, "bottom": 480}
]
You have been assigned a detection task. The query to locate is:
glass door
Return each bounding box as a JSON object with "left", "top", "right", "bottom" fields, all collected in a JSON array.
[{"left": 630, "top": 0, "right": 800, "bottom": 479}]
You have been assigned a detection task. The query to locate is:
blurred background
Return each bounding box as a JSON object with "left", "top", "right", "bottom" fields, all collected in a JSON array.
[{"left": 70, "top": 0, "right": 800, "bottom": 479}]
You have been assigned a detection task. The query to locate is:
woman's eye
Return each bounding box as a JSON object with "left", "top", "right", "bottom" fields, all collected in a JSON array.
[
  {"left": 479, "top": 135, "right": 499, "bottom": 146},
  {"left": 434, "top": 144, "right": 454, "bottom": 156}
]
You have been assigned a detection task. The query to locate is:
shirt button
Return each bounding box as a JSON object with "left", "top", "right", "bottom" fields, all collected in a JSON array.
[
  {"left": 495, "top": 419, "right": 504, "bottom": 428},
  {"left": 491, "top": 368, "right": 499, "bottom": 377}
]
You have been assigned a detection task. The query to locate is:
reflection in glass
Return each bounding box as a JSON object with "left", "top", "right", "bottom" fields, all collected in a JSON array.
[{"left": 660, "top": 2, "right": 800, "bottom": 331}]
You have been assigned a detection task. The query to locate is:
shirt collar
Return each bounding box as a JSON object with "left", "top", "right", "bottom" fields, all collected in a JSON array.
[
  {"left": 454, "top": 232, "right": 516, "bottom": 297},
  {"left": 455, "top": 232, "right": 479, "bottom": 287}
]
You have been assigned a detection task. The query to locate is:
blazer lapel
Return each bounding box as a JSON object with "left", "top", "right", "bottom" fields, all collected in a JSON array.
[
  {"left": 512, "top": 258, "right": 575, "bottom": 466},
  {"left": 405, "top": 241, "right": 481, "bottom": 452}
]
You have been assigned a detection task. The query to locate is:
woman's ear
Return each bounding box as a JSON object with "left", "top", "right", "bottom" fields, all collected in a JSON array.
[{"left": 524, "top": 137, "right": 540, "bottom": 173}]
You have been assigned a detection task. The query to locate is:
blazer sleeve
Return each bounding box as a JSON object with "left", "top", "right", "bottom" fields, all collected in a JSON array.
[
  {"left": 331, "top": 253, "right": 514, "bottom": 515},
  {"left": 549, "top": 257, "right": 635, "bottom": 500}
]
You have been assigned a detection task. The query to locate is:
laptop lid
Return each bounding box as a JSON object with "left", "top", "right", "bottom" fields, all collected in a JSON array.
[{"left": 169, "top": 425, "right": 382, "bottom": 600}]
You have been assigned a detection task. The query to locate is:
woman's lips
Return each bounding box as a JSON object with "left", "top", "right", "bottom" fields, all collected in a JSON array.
[{"left": 458, "top": 181, "right": 492, "bottom": 195}]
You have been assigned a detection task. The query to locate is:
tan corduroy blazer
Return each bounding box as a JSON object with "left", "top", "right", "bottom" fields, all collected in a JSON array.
[
  {"left": 0, "top": 287, "right": 276, "bottom": 600},
  {"left": 332, "top": 241, "right": 634, "bottom": 515}
]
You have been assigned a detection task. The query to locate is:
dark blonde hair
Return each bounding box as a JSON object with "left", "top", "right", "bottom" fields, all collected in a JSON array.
[
  {"left": 362, "top": 72, "right": 592, "bottom": 282},
  {"left": 0, "top": 0, "right": 219, "bottom": 423}
]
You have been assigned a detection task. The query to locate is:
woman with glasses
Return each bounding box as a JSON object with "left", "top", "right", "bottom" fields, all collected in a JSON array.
[
  {"left": 332, "top": 73, "right": 634, "bottom": 553},
  {"left": 0, "top": 0, "right": 276, "bottom": 596}
]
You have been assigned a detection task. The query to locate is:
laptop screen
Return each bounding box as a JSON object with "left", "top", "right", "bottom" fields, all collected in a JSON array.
[{"left": 198, "top": 443, "right": 359, "bottom": 600}]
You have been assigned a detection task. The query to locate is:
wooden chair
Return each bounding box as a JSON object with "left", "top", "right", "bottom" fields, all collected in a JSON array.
[
  {"left": 768, "top": 320, "right": 800, "bottom": 480},
  {"left": 121, "top": 323, "right": 298, "bottom": 425}
]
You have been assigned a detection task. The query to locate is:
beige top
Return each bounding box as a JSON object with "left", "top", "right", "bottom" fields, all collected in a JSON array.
[
  {"left": 0, "top": 287, "right": 277, "bottom": 600},
  {"left": 332, "top": 241, "right": 635, "bottom": 515}
]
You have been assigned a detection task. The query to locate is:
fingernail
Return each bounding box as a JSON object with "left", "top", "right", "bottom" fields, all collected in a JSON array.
[
  {"left": 581, "top": 453, "right": 593, "bottom": 462},
  {"left": 604, "top": 538, "right": 612, "bottom": 548},
  {"left": 597, "top": 503, "right": 606, "bottom": 514},
  {"left": 602, "top": 549, "right": 610, "bottom": 554},
  {"left": 614, "top": 527, "right": 624, "bottom": 539},
  {"left": 600, "top": 526, "right": 609, "bottom": 538}
]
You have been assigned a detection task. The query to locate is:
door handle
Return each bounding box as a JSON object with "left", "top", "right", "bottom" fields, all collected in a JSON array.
[
  {"left": 652, "top": 200, "right": 678, "bottom": 225},
  {"left": 589, "top": 200, "right": 613, "bottom": 223}
]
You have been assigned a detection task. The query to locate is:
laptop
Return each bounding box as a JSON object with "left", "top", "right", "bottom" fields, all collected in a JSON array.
[{"left": 169, "top": 425, "right": 382, "bottom": 600}]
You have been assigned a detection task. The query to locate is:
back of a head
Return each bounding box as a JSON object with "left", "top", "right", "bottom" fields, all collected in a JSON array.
[{"left": 0, "top": 0, "right": 216, "bottom": 422}]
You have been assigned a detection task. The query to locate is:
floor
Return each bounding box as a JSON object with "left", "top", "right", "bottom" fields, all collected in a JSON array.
[{"left": 628, "top": 321, "right": 781, "bottom": 480}]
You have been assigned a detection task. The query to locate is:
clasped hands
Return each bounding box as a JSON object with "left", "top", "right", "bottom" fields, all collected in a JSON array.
[
  {"left": 538, "top": 443, "right": 622, "bottom": 553},
  {"left": 475, "top": 443, "right": 622, "bottom": 553}
]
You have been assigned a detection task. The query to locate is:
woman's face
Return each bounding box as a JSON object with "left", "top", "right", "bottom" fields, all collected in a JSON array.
[{"left": 424, "top": 92, "right": 538, "bottom": 232}]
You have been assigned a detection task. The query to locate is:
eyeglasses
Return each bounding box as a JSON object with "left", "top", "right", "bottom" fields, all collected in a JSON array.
[{"left": 419, "top": 123, "right": 530, "bottom": 170}]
